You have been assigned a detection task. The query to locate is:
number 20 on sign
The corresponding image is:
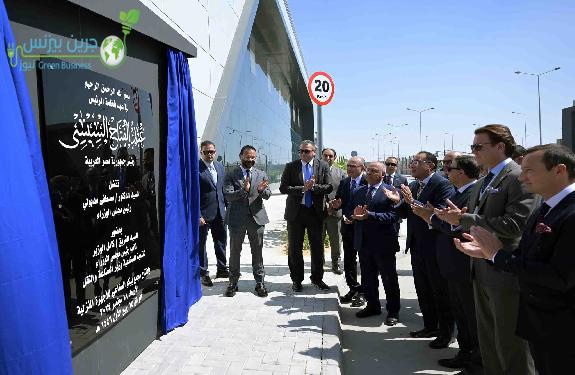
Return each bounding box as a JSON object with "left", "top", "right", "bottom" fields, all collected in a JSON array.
[{"left": 307, "top": 71, "right": 334, "bottom": 106}]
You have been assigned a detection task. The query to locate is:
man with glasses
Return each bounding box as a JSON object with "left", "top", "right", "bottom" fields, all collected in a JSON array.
[
  {"left": 384, "top": 157, "right": 408, "bottom": 233},
  {"left": 330, "top": 156, "right": 367, "bottom": 306},
  {"left": 322, "top": 148, "right": 346, "bottom": 274},
  {"left": 280, "top": 140, "right": 333, "bottom": 292},
  {"left": 441, "top": 151, "right": 462, "bottom": 179},
  {"left": 385, "top": 151, "right": 455, "bottom": 347},
  {"left": 435, "top": 125, "right": 537, "bottom": 375},
  {"left": 198, "top": 141, "right": 228, "bottom": 287}
]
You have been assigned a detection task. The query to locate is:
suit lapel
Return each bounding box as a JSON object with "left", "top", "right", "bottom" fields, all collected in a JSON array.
[
  {"left": 202, "top": 161, "right": 217, "bottom": 188},
  {"left": 477, "top": 163, "right": 513, "bottom": 211}
]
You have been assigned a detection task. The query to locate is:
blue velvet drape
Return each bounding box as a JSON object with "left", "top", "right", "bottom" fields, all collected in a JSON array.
[
  {"left": 161, "top": 49, "right": 202, "bottom": 333},
  {"left": 0, "top": 2, "right": 73, "bottom": 373}
]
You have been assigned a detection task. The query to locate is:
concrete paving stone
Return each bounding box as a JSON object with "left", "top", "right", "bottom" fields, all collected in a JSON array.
[
  {"left": 241, "top": 370, "right": 271, "bottom": 375},
  {"left": 304, "top": 360, "right": 322, "bottom": 375},
  {"left": 287, "top": 365, "right": 305, "bottom": 375},
  {"left": 178, "top": 365, "right": 214, "bottom": 375},
  {"left": 320, "top": 364, "right": 340, "bottom": 375}
]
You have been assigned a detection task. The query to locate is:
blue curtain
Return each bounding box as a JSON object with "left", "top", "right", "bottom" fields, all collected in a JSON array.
[
  {"left": 0, "top": 2, "right": 73, "bottom": 374},
  {"left": 161, "top": 49, "right": 202, "bottom": 333}
]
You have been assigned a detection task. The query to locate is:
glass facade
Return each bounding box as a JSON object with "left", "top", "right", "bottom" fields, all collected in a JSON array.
[{"left": 209, "top": 5, "right": 314, "bottom": 183}]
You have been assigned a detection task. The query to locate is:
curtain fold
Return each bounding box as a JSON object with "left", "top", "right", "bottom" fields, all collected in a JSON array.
[
  {"left": 161, "top": 48, "right": 202, "bottom": 333},
  {"left": 0, "top": 2, "right": 73, "bottom": 374}
]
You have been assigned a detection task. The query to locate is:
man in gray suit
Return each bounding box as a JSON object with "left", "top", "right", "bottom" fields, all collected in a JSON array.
[
  {"left": 436, "top": 124, "right": 537, "bottom": 375},
  {"left": 223, "top": 145, "right": 272, "bottom": 297},
  {"left": 322, "top": 148, "right": 346, "bottom": 274}
]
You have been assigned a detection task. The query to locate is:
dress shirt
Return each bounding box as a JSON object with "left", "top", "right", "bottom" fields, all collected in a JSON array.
[
  {"left": 240, "top": 165, "right": 252, "bottom": 180},
  {"left": 458, "top": 180, "right": 477, "bottom": 194},
  {"left": 204, "top": 160, "right": 217, "bottom": 184},
  {"left": 366, "top": 181, "right": 383, "bottom": 216}
]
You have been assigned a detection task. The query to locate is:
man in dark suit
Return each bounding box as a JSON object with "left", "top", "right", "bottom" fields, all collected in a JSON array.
[
  {"left": 198, "top": 140, "right": 228, "bottom": 287},
  {"left": 330, "top": 156, "right": 367, "bottom": 306},
  {"left": 386, "top": 151, "right": 455, "bottom": 348},
  {"left": 279, "top": 140, "right": 333, "bottom": 291},
  {"left": 351, "top": 162, "right": 401, "bottom": 326},
  {"left": 455, "top": 144, "right": 575, "bottom": 375},
  {"left": 437, "top": 125, "right": 537, "bottom": 375},
  {"left": 384, "top": 156, "right": 408, "bottom": 233},
  {"left": 322, "top": 148, "right": 346, "bottom": 274},
  {"left": 223, "top": 145, "right": 271, "bottom": 297},
  {"left": 415, "top": 155, "right": 482, "bottom": 370}
]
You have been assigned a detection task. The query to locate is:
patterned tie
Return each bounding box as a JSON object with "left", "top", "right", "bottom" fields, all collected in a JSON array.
[
  {"left": 480, "top": 172, "right": 494, "bottom": 195},
  {"left": 416, "top": 181, "right": 425, "bottom": 199},
  {"left": 535, "top": 203, "right": 550, "bottom": 225},
  {"left": 304, "top": 163, "right": 313, "bottom": 208},
  {"left": 366, "top": 186, "right": 376, "bottom": 205}
]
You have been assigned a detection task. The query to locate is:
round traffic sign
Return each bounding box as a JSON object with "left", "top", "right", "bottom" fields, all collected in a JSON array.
[{"left": 307, "top": 71, "right": 335, "bottom": 106}]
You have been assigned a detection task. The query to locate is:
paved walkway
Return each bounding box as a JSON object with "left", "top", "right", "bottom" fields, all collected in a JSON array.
[{"left": 122, "top": 194, "right": 461, "bottom": 375}]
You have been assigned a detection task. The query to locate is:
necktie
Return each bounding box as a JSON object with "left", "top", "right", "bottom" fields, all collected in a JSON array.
[
  {"left": 245, "top": 169, "right": 250, "bottom": 181},
  {"left": 385, "top": 175, "right": 392, "bottom": 185},
  {"left": 480, "top": 172, "right": 494, "bottom": 195},
  {"left": 535, "top": 203, "right": 550, "bottom": 225},
  {"left": 366, "top": 186, "right": 376, "bottom": 205},
  {"left": 304, "top": 163, "right": 313, "bottom": 208},
  {"left": 209, "top": 164, "right": 217, "bottom": 184},
  {"left": 416, "top": 181, "right": 425, "bottom": 199}
]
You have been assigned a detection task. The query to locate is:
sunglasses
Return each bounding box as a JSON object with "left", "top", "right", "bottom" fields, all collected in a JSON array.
[
  {"left": 299, "top": 149, "right": 313, "bottom": 154},
  {"left": 385, "top": 162, "right": 397, "bottom": 167},
  {"left": 202, "top": 150, "right": 216, "bottom": 155},
  {"left": 470, "top": 142, "right": 494, "bottom": 151},
  {"left": 446, "top": 166, "right": 461, "bottom": 172}
]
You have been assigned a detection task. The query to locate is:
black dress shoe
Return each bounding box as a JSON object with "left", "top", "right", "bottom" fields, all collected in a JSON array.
[
  {"left": 215, "top": 269, "right": 229, "bottom": 279},
  {"left": 350, "top": 293, "right": 366, "bottom": 307},
  {"left": 429, "top": 335, "right": 455, "bottom": 349},
  {"left": 201, "top": 275, "right": 213, "bottom": 287},
  {"left": 331, "top": 265, "right": 343, "bottom": 275},
  {"left": 439, "top": 349, "right": 482, "bottom": 369},
  {"left": 292, "top": 282, "right": 303, "bottom": 292},
  {"left": 355, "top": 307, "right": 382, "bottom": 318},
  {"left": 224, "top": 283, "right": 238, "bottom": 297},
  {"left": 255, "top": 283, "right": 268, "bottom": 297},
  {"left": 339, "top": 290, "right": 357, "bottom": 303},
  {"left": 385, "top": 316, "right": 399, "bottom": 326},
  {"left": 311, "top": 280, "right": 331, "bottom": 290},
  {"left": 409, "top": 328, "right": 440, "bottom": 338}
]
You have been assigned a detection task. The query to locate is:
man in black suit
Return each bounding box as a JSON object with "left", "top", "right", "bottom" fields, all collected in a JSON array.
[
  {"left": 384, "top": 156, "right": 408, "bottom": 233},
  {"left": 351, "top": 162, "right": 401, "bottom": 326},
  {"left": 414, "top": 155, "right": 482, "bottom": 370},
  {"left": 386, "top": 151, "right": 455, "bottom": 347},
  {"left": 279, "top": 140, "right": 333, "bottom": 291},
  {"left": 198, "top": 141, "right": 228, "bottom": 287},
  {"left": 330, "top": 156, "right": 367, "bottom": 306},
  {"left": 455, "top": 144, "right": 575, "bottom": 375},
  {"left": 440, "top": 151, "right": 462, "bottom": 179}
]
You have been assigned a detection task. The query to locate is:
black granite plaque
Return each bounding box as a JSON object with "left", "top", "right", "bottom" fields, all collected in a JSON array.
[{"left": 40, "top": 62, "right": 161, "bottom": 354}]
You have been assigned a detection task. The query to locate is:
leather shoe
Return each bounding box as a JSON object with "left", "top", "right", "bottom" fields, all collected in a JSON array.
[
  {"left": 201, "top": 275, "right": 213, "bottom": 287},
  {"left": 429, "top": 335, "right": 455, "bottom": 349},
  {"left": 255, "top": 283, "right": 268, "bottom": 297},
  {"left": 355, "top": 307, "right": 382, "bottom": 318},
  {"left": 311, "top": 280, "right": 330, "bottom": 290},
  {"left": 215, "top": 269, "right": 229, "bottom": 279},
  {"left": 409, "top": 328, "right": 440, "bottom": 338},
  {"left": 292, "top": 282, "right": 303, "bottom": 292},
  {"left": 438, "top": 349, "right": 481, "bottom": 369},
  {"left": 224, "top": 283, "right": 238, "bottom": 297},
  {"left": 350, "top": 293, "right": 366, "bottom": 307},
  {"left": 385, "top": 316, "right": 399, "bottom": 326},
  {"left": 331, "top": 265, "right": 343, "bottom": 275},
  {"left": 339, "top": 290, "right": 357, "bottom": 303}
]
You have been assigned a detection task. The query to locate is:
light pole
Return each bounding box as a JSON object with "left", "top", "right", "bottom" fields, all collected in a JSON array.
[
  {"left": 407, "top": 107, "right": 434, "bottom": 150},
  {"left": 515, "top": 67, "right": 560, "bottom": 144},
  {"left": 374, "top": 133, "right": 381, "bottom": 161},
  {"left": 511, "top": 111, "right": 528, "bottom": 146}
]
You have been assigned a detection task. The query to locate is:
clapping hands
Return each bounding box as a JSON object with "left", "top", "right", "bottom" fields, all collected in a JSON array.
[
  {"left": 434, "top": 199, "right": 467, "bottom": 226},
  {"left": 351, "top": 205, "right": 369, "bottom": 221}
]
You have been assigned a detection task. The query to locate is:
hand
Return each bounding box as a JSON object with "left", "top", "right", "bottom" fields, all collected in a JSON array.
[
  {"left": 453, "top": 233, "right": 487, "bottom": 258},
  {"left": 400, "top": 184, "right": 413, "bottom": 205},
  {"left": 383, "top": 187, "right": 401, "bottom": 204},
  {"left": 330, "top": 198, "right": 342, "bottom": 209},
  {"left": 343, "top": 215, "right": 353, "bottom": 224},
  {"left": 200, "top": 217, "right": 206, "bottom": 226},
  {"left": 411, "top": 202, "right": 434, "bottom": 224},
  {"left": 434, "top": 199, "right": 467, "bottom": 226},
  {"left": 351, "top": 205, "right": 368, "bottom": 221},
  {"left": 257, "top": 179, "right": 269, "bottom": 193},
  {"left": 304, "top": 177, "right": 316, "bottom": 191},
  {"left": 244, "top": 177, "right": 251, "bottom": 192},
  {"left": 469, "top": 225, "right": 502, "bottom": 260}
]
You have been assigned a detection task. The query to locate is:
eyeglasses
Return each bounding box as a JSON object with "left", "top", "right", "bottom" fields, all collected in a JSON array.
[
  {"left": 299, "top": 149, "right": 313, "bottom": 154},
  {"left": 442, "top": 159, "right": 453, "bottom": 165},
  {"left": 385, "top": 162, "right": 397, "bottom": 167},
  {"left": 202, "top": 150, "right": 216, "bottom": 155},
  {"left": 347, "top": 164, "right": 361, "bottom": 168},
  {"left": 446, "top": 166, "right": 461, "bottom": 172},
  {"left": 410, "top": 159, "right": 428, "bottom": 165},
  {"left": 470, "top": 142, "right": 494, "bottom": 151}
]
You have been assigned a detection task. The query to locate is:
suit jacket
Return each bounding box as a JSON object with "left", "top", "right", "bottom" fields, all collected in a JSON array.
[
  {"left": 431, "top": 185, "right": 474, "bottom": 281},
  {"left": 199, "top": 160, "right": 226, "bottom": 221},
  {"left": 351, "top": 184, "right": 400, "bottom": 253},
  {"left": 397, "top": 172, "right": 454, "bottom": 255},
  {"left": 327, "top": 166, "right": 346, "bottom": 218},
  {"left": 493, "top": 191, "right": 575, "bottom": 344},
  {"left": 460, "top": 160, "right": 538, "bottom": 290},
  {"left": 279, "top": 159, "right": 333, "bottom": 221},
  {"left": 388, "top": 173, "right": 408, "bottom": 189},
  {"left": 223, "top": 166, "right": 271, "bottom": 227},
  {"left": 335, "top": 175, "right": 368, "bottom": 219}
]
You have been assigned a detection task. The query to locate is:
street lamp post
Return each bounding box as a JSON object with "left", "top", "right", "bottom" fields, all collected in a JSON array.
[
  {"left": 407, "top": 107, "right": 434, "bottom": 150},
  {"left": 515, "top": 67, "right": 560, "bottom": 145},
  {"left": 511, "top": 111, "right": 528, "bottom": 146}
]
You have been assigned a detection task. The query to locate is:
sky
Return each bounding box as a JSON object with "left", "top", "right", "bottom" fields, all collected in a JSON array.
[{"left": 288, "top": 0, "right": 575, "bottom": 160}]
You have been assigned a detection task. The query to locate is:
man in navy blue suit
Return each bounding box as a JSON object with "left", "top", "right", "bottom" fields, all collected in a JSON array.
[
  {"left": 198, "top": 141, "right": 228, "bottom": 287},
  {"left": 351, "top": 161, "right": 401, "bottom": 326}
]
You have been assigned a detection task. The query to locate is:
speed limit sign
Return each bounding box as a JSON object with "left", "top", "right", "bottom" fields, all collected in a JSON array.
[{"left": 307, "top": 71, "right": 335, "bottom": 106}]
